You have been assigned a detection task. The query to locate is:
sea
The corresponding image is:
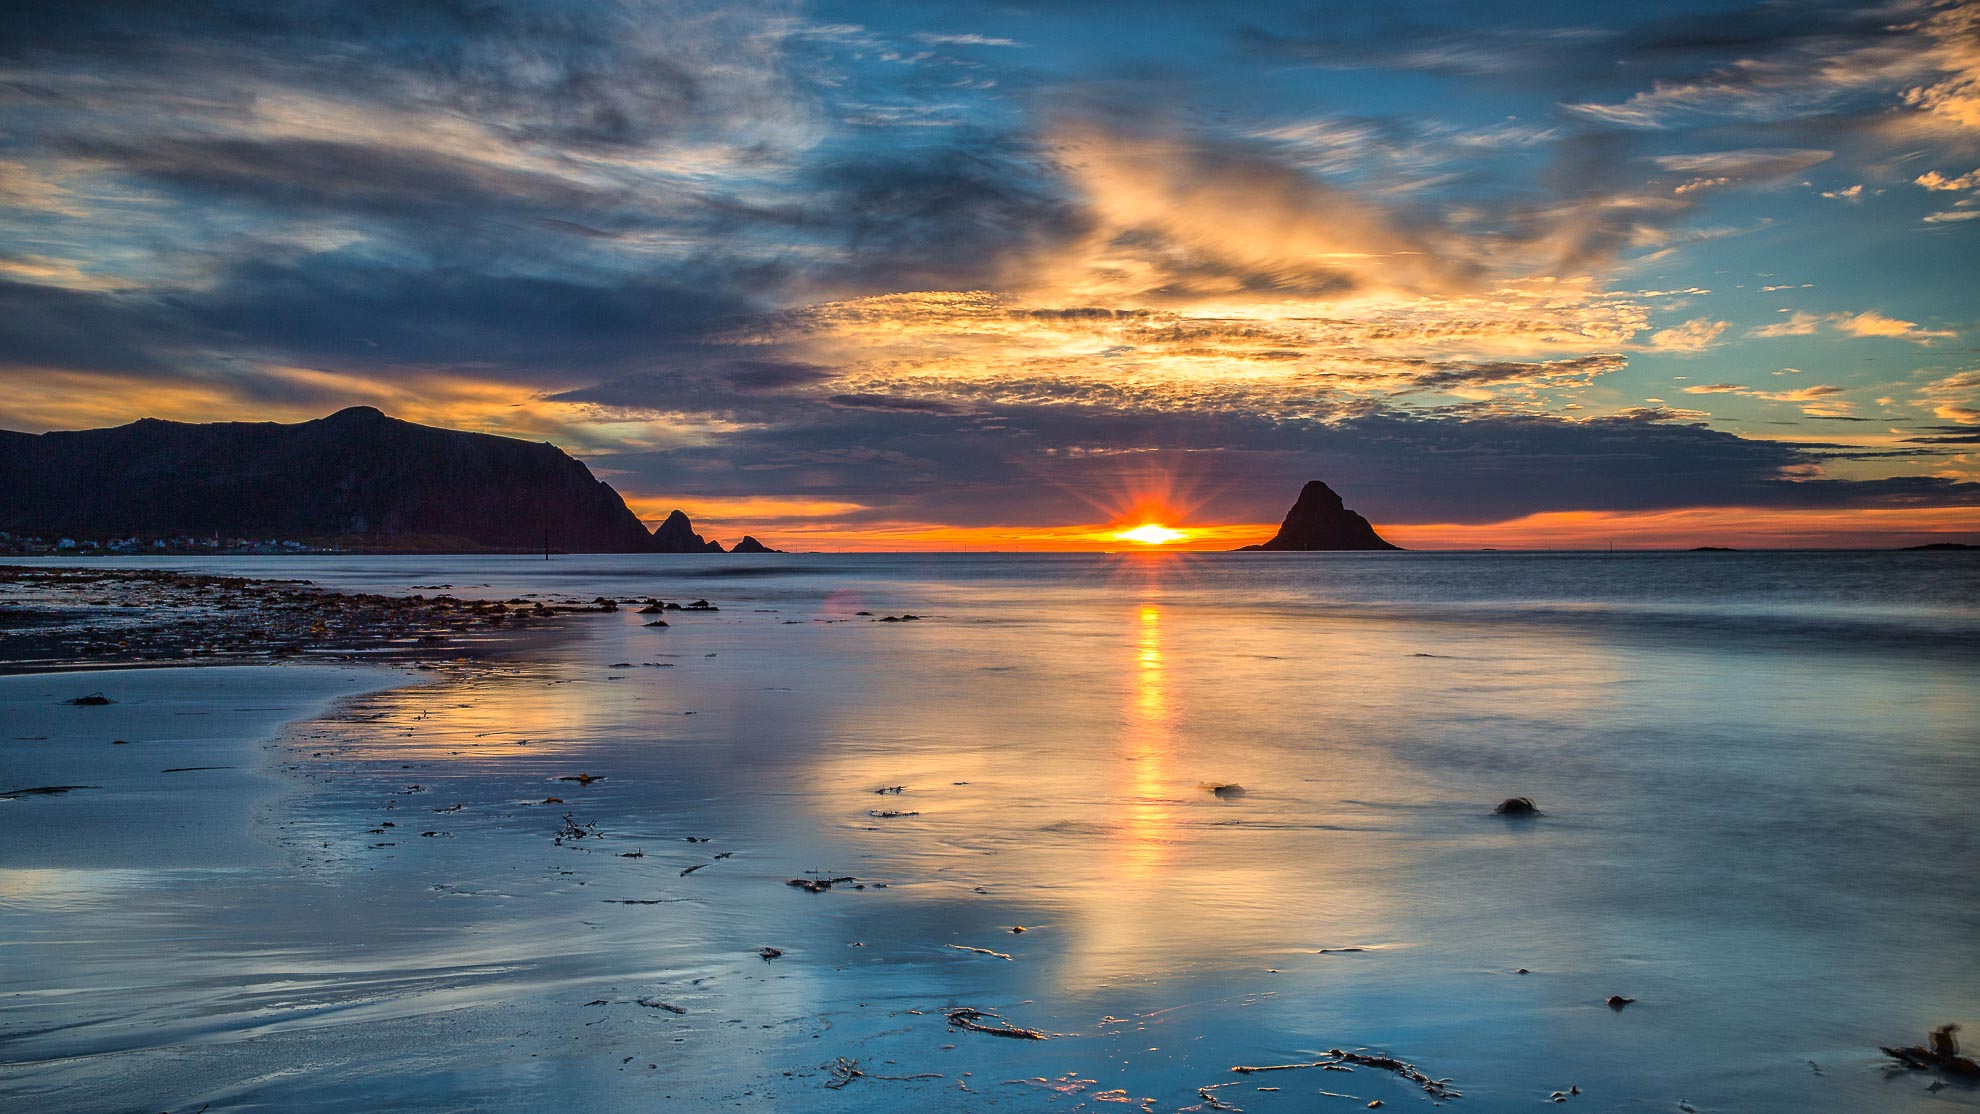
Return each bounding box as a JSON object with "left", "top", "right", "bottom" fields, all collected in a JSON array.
[{"left": 2, "top": 550, "right": 1977, "bottom": 1112}]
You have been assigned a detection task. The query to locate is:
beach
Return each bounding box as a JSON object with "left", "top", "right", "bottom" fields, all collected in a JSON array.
[{"left": 2, "top": 552, "right": 1977, "bottom": 1111}]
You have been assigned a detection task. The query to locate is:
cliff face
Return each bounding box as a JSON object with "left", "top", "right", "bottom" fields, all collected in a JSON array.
[
  {"left": 1236, "top": 480, "right": 1401, "bottom": 551},
  {"left": 0, "top": 406, "right": 663, "bottom": 552}
]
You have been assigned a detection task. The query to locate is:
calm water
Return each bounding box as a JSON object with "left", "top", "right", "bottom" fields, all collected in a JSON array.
[{"left": 3, "top": 552, "right": 1978, "bottom": 1111}]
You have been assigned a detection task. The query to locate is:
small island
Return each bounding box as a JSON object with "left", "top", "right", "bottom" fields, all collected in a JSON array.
[{"left": 1235, "top": 480, "right": 1401, "bottom": 551}]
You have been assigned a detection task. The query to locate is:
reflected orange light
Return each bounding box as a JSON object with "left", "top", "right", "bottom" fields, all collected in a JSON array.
[
  {"left": 1116, "top": 524, "right": 1187, "bottom": 545},
  {"left": 1119, "top": 603, "right": 1172, "bottom": 879}
]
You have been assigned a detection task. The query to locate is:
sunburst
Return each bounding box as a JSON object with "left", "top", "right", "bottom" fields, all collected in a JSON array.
[{"left": 1114, "top": 523, "right": 1187, "bottom": 545}]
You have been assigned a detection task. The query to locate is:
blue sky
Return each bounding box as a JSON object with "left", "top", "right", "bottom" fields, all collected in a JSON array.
[{"left": 2, "top": 0, "right": 1976, "bottom": 546}]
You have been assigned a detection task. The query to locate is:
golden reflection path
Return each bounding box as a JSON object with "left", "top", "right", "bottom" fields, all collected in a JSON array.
[{"left": 1118, "top": 603, "right": 1174, "bottom": 879}]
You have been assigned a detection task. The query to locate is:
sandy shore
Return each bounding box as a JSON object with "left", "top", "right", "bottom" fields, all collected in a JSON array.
[
  {"left": 0, "top": 666, "right": 406, "bottom": 870},
  {"left": 0, "top": 565, "right": 618, "bottom": 868}
]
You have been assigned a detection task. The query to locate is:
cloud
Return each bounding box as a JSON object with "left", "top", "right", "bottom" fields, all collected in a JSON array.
[
  {"left": 1654, "top": 148, "right": 1832, "bottom": 196},
  {"left": 1915, "top": 168, "right": 1980, "bottom": 191},
  {"left": 1900, "top": 0, "right": 1980, "bottom": 131},
  {"left": 1838, "top": 310, "right": 1957, "bottom": 341},
  {"left": 911, "top": 32, "right": 1024, "bottom": 48},
  {"left": 1750, "top": 309, "right": 1955, "bottom": 342},
  {"left": 1919, "top": 370, "right": 1980, "bottom": 423},
  {"left": 1648, "top": 318, "right": 1730, "bottom": 352},
  {"left": 1564, "top": 0, "right": 1980, "bottom": 134},
  {"left": 1679, "top": 380, "right": 1851, "bottom": 416},
  {"left": 1751, "top": 311, "right": 1825, "bottom": 337},
  {"left": 584, "top": 400, "right": 1980, "bottom": 534}
]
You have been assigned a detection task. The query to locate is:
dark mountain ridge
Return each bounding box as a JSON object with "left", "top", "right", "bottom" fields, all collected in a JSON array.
[{"left": 0, "top": 406, "right": 770, "bottom": 553}]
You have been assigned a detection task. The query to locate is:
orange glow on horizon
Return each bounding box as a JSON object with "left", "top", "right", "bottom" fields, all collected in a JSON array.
[{"left": 655, "top": 504, "right": 1980, "bottom": 552}]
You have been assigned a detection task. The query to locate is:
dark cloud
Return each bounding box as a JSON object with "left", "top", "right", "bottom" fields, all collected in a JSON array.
[
  {"left": 806, "top": 136, "right": 1086, "bottom": 290},
  {"left": 826, "top": 394, "right": 973, "bottom": 414},
  {"left": 1237, "top": 0, "right": 1896, "bottom": 91},
  {"left": 587, "top": 401, "right": 1980, "bottom": 527},
  {"left": 0, "top": 1, "right": 770, "bottom": 153},
  {"left": 0, "top": 278, "right": 186, "bottom": 374},
  {"left": 1904, "top": 426, "right": 1980, "bottom": 445},
  {"left": 69, "top": 137, "right": 614, "bottom": 227},
  {"left": 183, "top": 253, "right": 755, "bottom": 372}
]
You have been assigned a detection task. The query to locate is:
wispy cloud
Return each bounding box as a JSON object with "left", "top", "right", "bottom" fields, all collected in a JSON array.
[{"left": 1751, "top": 309, "right": 1956, "bottom": 342}]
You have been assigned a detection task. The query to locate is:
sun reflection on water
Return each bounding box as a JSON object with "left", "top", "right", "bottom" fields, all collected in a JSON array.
[{"left": 1121, "top": 603, "right": 1173, "bottom": 878}]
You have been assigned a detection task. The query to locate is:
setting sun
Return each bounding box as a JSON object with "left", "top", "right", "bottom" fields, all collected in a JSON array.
[{"left": 1116, "top": 523, "right": 1187, "bottom": 545}]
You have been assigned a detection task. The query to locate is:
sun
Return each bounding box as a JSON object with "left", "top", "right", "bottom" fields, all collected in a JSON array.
[{"left": 1115, "top": 523, "right": 1187, "bottom": 545}]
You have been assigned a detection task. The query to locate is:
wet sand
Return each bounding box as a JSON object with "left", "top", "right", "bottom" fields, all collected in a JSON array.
[
  {"left": 3, "top": 554, "right": 1978, "bottom": 1112},
  {"left": 0, "top": 666, "right": 398, "bottom": 870}
]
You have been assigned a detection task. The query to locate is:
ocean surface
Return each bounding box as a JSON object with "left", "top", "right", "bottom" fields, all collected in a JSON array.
[{"left": 3, "top": 551, "right": 1978, "bottom": 1112}]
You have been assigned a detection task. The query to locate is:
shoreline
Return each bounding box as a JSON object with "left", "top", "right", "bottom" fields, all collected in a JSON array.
[
  {"left": 0, "top": 563, "right": 628, "bottom": 675},
  {"left": 0, "top": 664, "right": 413, "bottom": 871},
  {"left": 0, "top": 564, "right": 603, "bottom": 870}
]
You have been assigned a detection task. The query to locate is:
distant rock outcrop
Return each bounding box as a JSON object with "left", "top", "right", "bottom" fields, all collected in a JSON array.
[
  {"left": 730, "top": 535, "right": 780, "bottom": 553},
  {"left": 1236, "top": 480, "right": 1401, "bottom": 551},
  {"left": 0, "top": 407, "right": 770, "bottom": 554},
  {"left": 650, "top": 509, "right": 725, "bottom": 553}
]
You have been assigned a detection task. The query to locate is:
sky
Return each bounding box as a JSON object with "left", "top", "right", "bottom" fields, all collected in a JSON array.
[{"left": 2, "top": 0, "right": 1978, "bottom": 549}]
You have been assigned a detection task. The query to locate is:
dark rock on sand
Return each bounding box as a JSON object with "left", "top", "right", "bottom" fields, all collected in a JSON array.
[
  {"left": 1884, "top": 1023, "right": 1980, "bottom": 1075},
  {"left": 1236, "top": 481, "right": 1400, "bottom": 551}
]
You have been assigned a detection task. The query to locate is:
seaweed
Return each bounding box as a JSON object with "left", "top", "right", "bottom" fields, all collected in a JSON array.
[
  {"left": 0, "top": 784, "right": 98, "bottom": 799},
  {"left": 943, "top": 1006, "right": 1046, "bottom": 1040},
  {"left": 787, "top": 875, "right": 856, "bottom": 893},
  {"left": 1231, "top": 1049, "right": 1460, "bottom": 1101},
  {"left": 555, "top": 812, "right": 600, "bottom": 843},
  {"left": 1884, "top": 1024, "right": 1980, "bottom": 1076}
]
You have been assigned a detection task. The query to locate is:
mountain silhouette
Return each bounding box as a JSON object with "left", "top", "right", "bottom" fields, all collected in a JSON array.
[{"left": 0, "top": 407, "right": 769, "bottom": 553}]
